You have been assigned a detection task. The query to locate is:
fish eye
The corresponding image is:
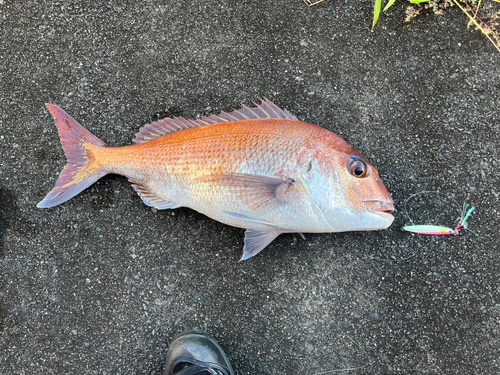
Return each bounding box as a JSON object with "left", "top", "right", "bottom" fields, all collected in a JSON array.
[{"left": 349, "top": 159, "right": 367, "bottom": 178}]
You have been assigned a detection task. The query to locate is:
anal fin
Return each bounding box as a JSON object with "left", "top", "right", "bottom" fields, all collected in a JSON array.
[{"left": 131, "top": 182, "right": 180, "bottom": 210}]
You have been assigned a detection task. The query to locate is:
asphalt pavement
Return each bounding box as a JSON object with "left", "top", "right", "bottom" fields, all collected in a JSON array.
[{"left": 1, "top": 1, "right": 499, "bottom": 374}]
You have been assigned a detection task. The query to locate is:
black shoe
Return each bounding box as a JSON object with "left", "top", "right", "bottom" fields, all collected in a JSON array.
[{"left": 164, "top": 330, "right": 235, "bottom": 375}]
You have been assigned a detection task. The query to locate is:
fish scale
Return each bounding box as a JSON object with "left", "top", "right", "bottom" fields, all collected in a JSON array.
[{"left": 38, "top": 99, "right": 394, "bottom": 260}]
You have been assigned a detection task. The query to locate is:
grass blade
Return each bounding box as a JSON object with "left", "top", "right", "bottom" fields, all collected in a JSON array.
[
  {"left": 373, "top": 0, "right": 382, "bottom": 29},
  {"left": 383, "top": 0, "right": 396, "bottom": 12},
  {"left": 452, "top": 0, "right": 500, "bottom": 52}
]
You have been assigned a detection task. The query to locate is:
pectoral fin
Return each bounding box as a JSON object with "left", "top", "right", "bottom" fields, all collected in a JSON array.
[
  {"left": 195, "top": 173, "right": 294, "bottom": 210},
  {"left": 241, "top": 229, "right": 280, "bottom": 261}
]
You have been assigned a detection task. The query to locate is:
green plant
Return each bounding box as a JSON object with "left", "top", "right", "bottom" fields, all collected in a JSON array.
[{"left": 372, "top": 0, "right": 500, "bottom": 52}]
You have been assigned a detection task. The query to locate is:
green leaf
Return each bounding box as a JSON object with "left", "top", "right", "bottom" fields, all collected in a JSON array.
[
  {"left": 383, "top": 0, "right": 396, "bottom": 12},
  {"left": 373, "top": 0, "right": 382, "bottom": 29},
  {"left": 409, "top": 0, "right": 430, "bottom": 3}
]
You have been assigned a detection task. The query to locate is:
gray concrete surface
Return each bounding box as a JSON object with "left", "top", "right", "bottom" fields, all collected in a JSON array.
[{"left": 1, "top": 1, "right": 499, "bottom": 374}]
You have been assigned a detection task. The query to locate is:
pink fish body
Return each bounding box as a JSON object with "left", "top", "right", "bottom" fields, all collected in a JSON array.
[{"left": 38, "top": 99, "right": 394, "bottom": 260}]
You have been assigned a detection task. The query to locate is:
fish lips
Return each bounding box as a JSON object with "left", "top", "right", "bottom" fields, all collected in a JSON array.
[{"left": 365, "top": 200, "right": 395, "bottom": 225}]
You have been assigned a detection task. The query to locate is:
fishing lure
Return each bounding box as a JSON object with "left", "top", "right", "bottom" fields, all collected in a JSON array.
[
  {"left": 403, "top": 202, "right": 477, "bottom": 236},
  {"left": 403, "top": 225, "right": 455, "bottom": 236}
]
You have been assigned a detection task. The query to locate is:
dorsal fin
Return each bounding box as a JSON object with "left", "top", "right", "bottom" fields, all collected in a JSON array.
[{"left": 132, "top": 98, "right": 298, "bottom": 144}]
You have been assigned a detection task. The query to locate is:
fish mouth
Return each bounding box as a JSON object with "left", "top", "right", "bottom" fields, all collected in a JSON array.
[{"left": 365, "top": 200, "right": 395, "bottom": 220}]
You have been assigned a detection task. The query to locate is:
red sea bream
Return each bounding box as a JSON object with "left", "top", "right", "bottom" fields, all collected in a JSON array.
[{"left": 38, "top": 99, "right": 394, "bottom": 260}]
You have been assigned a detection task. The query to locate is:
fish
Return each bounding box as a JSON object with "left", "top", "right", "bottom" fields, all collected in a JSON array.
[{"left": 38, "top": 99, "right": 395, "bottom": 260}]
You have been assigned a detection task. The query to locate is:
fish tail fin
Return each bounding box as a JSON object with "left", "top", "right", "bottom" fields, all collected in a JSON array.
[{"left": 37, "top": 104, "right": 108, "bottom": 208}]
